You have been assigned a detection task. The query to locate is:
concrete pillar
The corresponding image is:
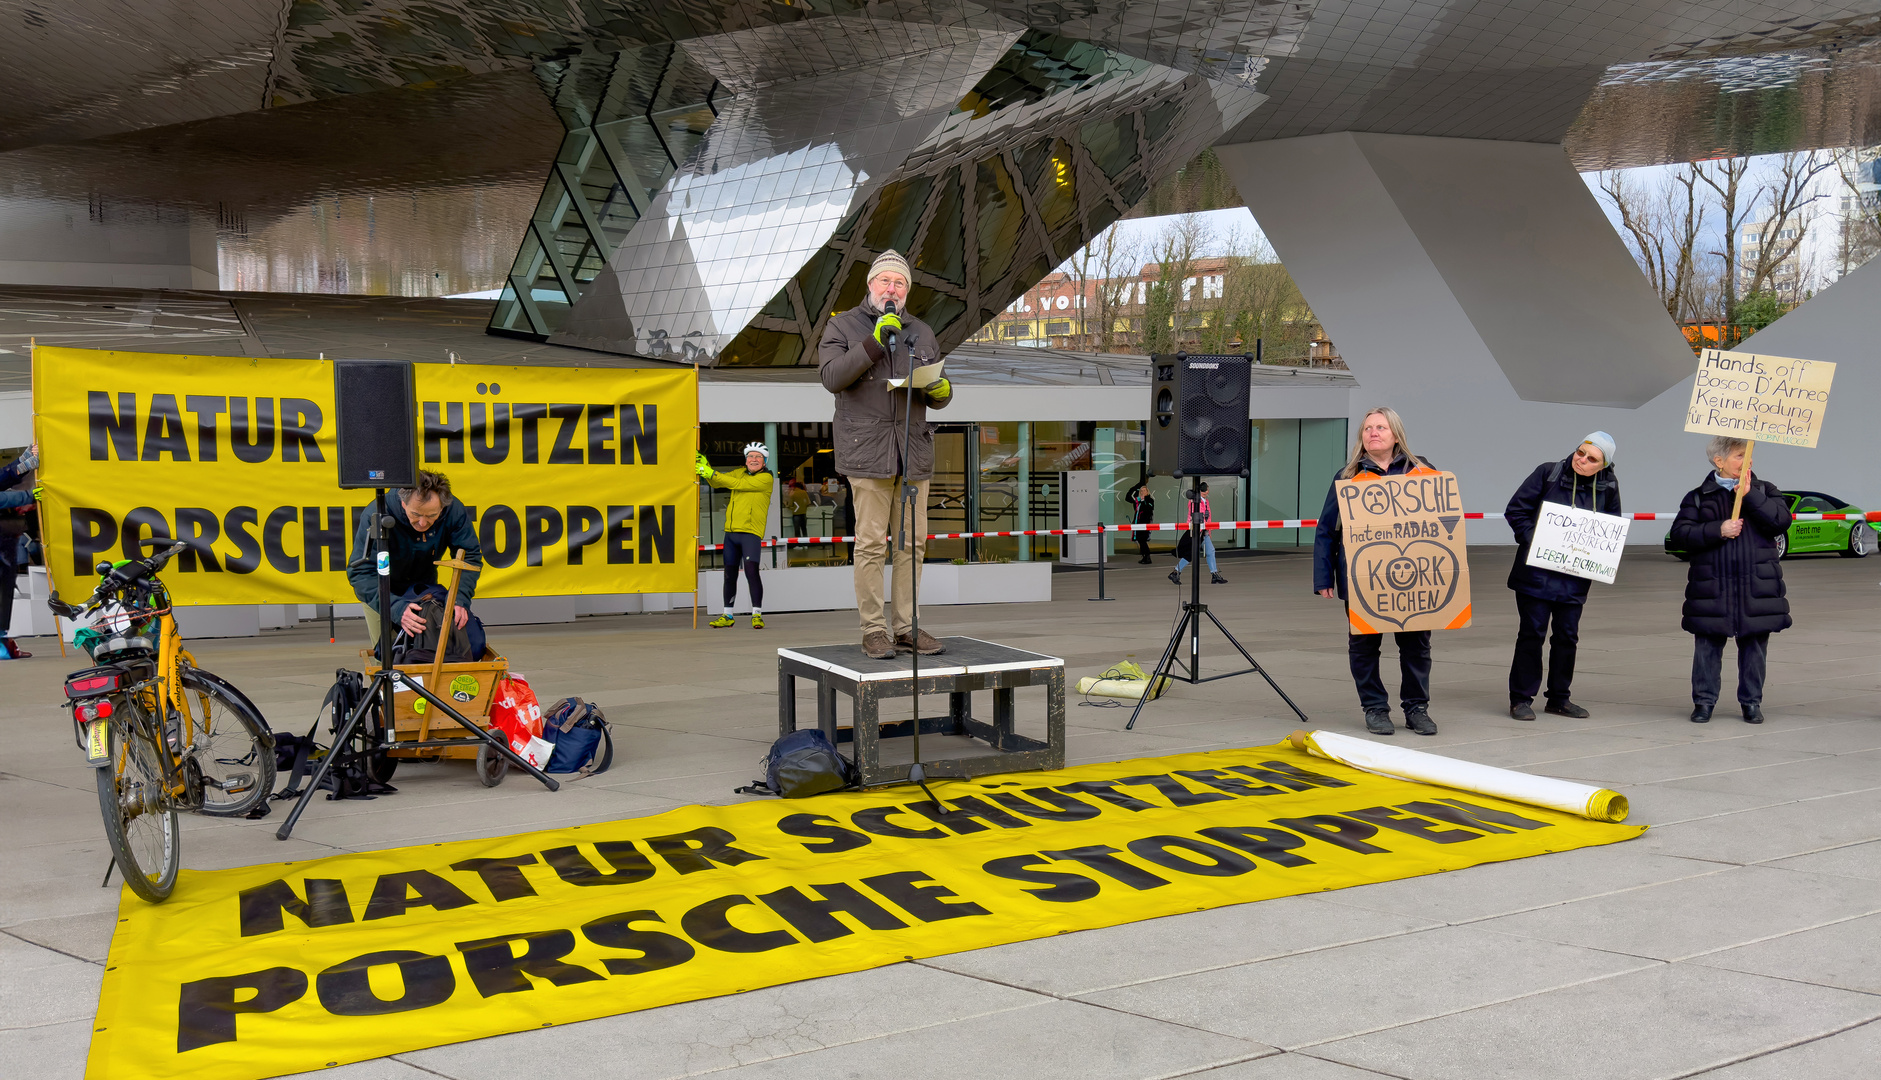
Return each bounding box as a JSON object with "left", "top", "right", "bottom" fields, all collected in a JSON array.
[
  {"left": 1215, "top": 133, "right": 1725, "bottom": 528},
  {"left": 0, "top": 199, "right": 217, "bottom": 288}
]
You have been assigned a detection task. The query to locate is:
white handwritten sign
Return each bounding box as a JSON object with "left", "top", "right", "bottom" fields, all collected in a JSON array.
[
  {"left": 1684, "top": 349, "right": 1835, "bottom": 448},
  {"left": 1526, "top": 502, "right": 1630, "bottom": 584}
]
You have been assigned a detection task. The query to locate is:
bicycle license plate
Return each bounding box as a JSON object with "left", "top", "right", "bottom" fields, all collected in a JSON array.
[{"left": 83, "top": 719, "right": 111, "bottom": 767}]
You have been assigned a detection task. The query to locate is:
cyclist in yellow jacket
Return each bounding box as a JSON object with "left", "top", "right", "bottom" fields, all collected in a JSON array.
[{"left": 698, "top": 442, "right": 775, "bottom": 628}]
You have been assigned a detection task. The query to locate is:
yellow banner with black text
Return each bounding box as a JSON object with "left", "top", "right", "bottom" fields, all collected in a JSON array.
[
  {"left": 91, "top": 745, "right": 1642, "bottom": 1080},
  {"left": 32, "top": 347, "right": 698, "bottom": 603}
]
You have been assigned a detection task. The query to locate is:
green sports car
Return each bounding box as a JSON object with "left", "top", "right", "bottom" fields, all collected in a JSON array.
[{"left": 1664, "top": 490, "right": 1875, "bottom": 560}]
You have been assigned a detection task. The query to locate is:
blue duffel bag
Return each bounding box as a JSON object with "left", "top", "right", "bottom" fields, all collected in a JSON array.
[{"left": 541, "top": 698, "right": 613, "bottom": 776}]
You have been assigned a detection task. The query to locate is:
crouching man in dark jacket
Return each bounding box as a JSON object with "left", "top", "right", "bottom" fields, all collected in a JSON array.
[
  {"left": 1503, "top": 432, "right": 1621, "bottom": 721},
  {"left": 1669, "top": 436, "right": 1791, "bottom": 724},
  {"left": 818, "top": 249, "right": 953, "bottom": 660},
  {"left": 346, "top": 470, "right": 482, "bottom": 650}
]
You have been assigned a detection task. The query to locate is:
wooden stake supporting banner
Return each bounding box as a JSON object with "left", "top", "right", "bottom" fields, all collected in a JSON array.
[
  {"left": 1731, "top": 439, "right": 1755, "bottom": 523},
  {"left": 418, "top": 549, "right": 478, "bottom": 742}
]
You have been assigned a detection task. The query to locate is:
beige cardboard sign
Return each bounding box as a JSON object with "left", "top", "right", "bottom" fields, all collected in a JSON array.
[
  {"left": 1684, "top": 349, "right": 1836, "bottom": 448},
  {"left": 1336, "top": 470, "right": 1472, "bottom": 634}
]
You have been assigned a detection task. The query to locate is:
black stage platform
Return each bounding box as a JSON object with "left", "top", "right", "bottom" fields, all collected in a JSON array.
[{"left": 777, "top": 637, "right": 1065, "bottom": 787}]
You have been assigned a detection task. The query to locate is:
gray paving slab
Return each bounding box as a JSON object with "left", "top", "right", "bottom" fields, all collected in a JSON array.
[
  {"left": 1310, "top": 845, "right": 1724, "bottom": 924},
  {"left": 1684, "top": 1018, "right": 1881, "bottom": 1079},
  {"left": 1079, "top": 925, "right": 1655, "bottom": 1049},
  {"left": 0, "top": 1019, "right": 93, "bottom": 1080},
  {"left": 1766, "top": 839, "right": 1881, "bottom": 881},
  {"left": 0, "top": 911, "right": 116, "bottom": 964},
  {"left": 1636, "top": 787, "right": 1881, "bottom": 864},
  {"left": 1311, "top": 964, "right": 1881, "bottom": 1080},
  {"left": 400, "top": 963, "right": 1049, "bottom": 1080},
  {"left": 663, "top": 998, "right": 1271, "bottom": 1080},
  {"left": 0, "top": 955, "right": 103, "bottom": 1028},
  {"left": 0, "top": 550, "right": 1875, "bottom": 1079},
  {"left": 1474, "top": 864, "right": 1881, "bottom": 961},
  {"left": 1690, "top": 912, "right": 1881, "bottom": 994},
  {"left": 1185, "top": 1055, "right": 1405, "bottom": 1079},
  {"left": 921, "top": 895, "right": 1444, "bottom": 997}
]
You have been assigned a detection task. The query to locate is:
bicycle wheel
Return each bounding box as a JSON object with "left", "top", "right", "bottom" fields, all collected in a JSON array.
[
  {"left": 181, "top": 669, "right": 276, "bottom": 817},
  {"left": 96, "top": 708, "right": 181, "bottom": 904}
]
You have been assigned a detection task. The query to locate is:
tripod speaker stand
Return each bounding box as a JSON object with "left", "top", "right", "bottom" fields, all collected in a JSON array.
[{"left": 1125, "top": 476, "right": 1308, "bottom": 731}]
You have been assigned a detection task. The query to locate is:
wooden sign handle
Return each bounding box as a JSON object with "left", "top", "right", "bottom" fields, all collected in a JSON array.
[{"left": 1730, "top": 440, "right": 1755, "bottom": 524}]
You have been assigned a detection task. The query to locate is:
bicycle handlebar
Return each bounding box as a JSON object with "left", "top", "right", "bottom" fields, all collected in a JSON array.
[{"left": 47, "top": 541, "right": 188, "bottom": 622}]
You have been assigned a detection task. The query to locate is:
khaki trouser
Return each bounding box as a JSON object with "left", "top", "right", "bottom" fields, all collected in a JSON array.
[
  {"left": 362, "top": 603, "right": 382, "bottom": 648},
  {"left": 850, "top": 476, "right": 928, "bottom": 637}
]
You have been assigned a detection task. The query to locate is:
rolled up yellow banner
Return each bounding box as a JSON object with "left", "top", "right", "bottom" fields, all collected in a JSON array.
[
  {"left": 1287, "top": 728, "right": 1629, "bottom": 822},
  {"left": 1077, "top": 676, "right": 1155, "bottom": 700}
]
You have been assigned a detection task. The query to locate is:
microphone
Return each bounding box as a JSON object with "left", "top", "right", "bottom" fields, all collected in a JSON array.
[{"left": 881, "top": 298, "right": 899, "bottom": 354}]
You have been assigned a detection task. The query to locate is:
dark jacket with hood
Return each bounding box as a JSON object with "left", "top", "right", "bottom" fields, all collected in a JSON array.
[
  {"left": 347, "top": 496, "right": 482, "bottom": 613},
  {"left": 1505, "top": 457, "right": 1622, "bottom": 605},
  {"left": 818, "top": 299, "right": 950, "bottom": 480},
  {"left": 1669, "top": 472, "right": 1792, "bottom": 637},
  {"left": 1312, "top": 450, "right": 1432, "bottom": 600}
]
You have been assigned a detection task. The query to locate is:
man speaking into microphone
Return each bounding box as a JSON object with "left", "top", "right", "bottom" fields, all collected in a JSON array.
[{"left": 819, "top": 249, "right": 953, "bottom": 659}]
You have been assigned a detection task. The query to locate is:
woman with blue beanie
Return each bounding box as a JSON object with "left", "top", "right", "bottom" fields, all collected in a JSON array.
[{"left": 1503, "top": 432, "right": 1621, "bottom": 720}]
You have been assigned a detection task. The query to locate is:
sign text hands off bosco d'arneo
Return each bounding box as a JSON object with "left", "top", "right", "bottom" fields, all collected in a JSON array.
[{"left": 1685, "top": 349, "right": 1835, "bottom": 448}]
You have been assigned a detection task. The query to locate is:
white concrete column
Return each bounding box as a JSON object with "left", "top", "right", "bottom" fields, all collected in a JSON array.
[
  {"left": 0, "top": 198, "right": 217, "bottom": 288},
  {"left": 1215, "top": 133, "right": 1739, "bottom": 530}
]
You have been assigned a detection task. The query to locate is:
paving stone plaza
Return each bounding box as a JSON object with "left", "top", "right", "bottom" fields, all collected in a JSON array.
[{"left": 5, "top": 548, "right": 1877, "bottom": 1079}]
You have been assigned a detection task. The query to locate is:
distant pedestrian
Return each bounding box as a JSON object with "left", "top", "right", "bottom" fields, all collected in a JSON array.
[
  {"left": 1170, "top": 481, "right": 1225, "bottom": 584},
  {"left": 1127, "top": 477, "right": 1155, "bottom": 563},
  {"left": 784, "top": 479, "right": 811, "bottom": 538},
  {"left": 699, "top": 443, "right": 775, "bottom": 630},
  {"left": 1669, "top": 436, "right": 1791, "bottom": 724},
  {"left": 1503, "top": 432, "right": 1621, "bottom": 721},
  {"left": 1314, "top": 407, "right": 1439, "bottom": 737}
]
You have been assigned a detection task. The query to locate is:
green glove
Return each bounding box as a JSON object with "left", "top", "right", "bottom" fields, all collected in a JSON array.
[
  {"left": 695, "top": 453, "right": 713, "bottom": 479},
  {"left": 872, "top": 310, "right": 902, "bottom": 346},
  {"left": 926, "top": 377, "right": 952, "bottom": 402}
]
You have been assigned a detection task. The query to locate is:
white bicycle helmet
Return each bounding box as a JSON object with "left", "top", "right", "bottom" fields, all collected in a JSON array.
[{"left": 743, "top": 442, "right": 770, "bottom": 460}]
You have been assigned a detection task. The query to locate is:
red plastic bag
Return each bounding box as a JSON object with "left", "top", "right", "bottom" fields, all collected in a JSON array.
[{"left": 489, "top": 674, "right": 543, "bottom": 751}]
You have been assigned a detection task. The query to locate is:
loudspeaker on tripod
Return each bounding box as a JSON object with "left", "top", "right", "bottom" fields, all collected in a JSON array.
[
  {"left": 334, "top": 360, "right": 419, "bottom": 490},
  {"left": 1147, "top": 352, "right": 1252, "bottom": 478}
]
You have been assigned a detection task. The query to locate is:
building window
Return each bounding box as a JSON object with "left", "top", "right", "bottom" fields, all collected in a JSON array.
[
  {"left": 1046, "top": 321, "right": 1070, "bottom": 335},
  {"left": 1004, "top": 323, "right": 1031, "bottom": 337}
]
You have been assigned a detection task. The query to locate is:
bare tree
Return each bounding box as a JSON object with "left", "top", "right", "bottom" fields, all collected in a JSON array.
[
  {"left": 1143, "top": 214, "right": 1205, "bottom": 354},
  {"left": 1833, "top": 148, "right": 1881, "bottom": 278},
  {"left": 1693, "top": 157, "right": 1764, "bottom": 327},
  {"left": 1083, "top": 221, "right": 1136, "bottom": 353},
  {"left": 1599, "top": 166, "right": 1707, "bottom": 322},
  {"left": 1739, "top": 151, "right": 1832, "bottom": 304}
]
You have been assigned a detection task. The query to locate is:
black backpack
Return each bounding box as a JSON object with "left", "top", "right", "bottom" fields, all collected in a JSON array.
[
  {"left": 267, "top": 668, "right": 398, "bottom": 810},
  {"left": 391, "top": 587, "right": 485, "bottom": 665},
  {"left": 737, "top": 729, "right": 853, "bottom": 798}
]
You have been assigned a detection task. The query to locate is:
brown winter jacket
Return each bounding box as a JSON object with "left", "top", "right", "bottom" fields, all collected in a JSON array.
[{"left": 818, "top": 301, "right": 950, "bottom": 480}]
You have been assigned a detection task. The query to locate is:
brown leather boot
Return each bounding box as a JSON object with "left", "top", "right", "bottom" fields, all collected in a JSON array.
[
  {"left": 862, "top": 630, "right": 896, "bottom": 659},
  {"left": 895, "top": 628, "right": 945, "bottom": 655},
  {"left": 3, "top": 638, "right": 28, "bottom": 659}
]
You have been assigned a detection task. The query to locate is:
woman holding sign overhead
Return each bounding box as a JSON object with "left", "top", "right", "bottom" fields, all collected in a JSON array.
[
  {"left": 1503, "top": 433, "right": 1621, "bottom": 722},
  {"left": 1670, "top": 436, "right": 1791, "bottom": 724},
  {"left": 1314, "top": 407, "right": 1439, "bottom": 738}
]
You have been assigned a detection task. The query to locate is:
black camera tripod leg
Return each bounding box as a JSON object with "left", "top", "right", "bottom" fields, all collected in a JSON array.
[
  {"left": 1200, "top": 607, "right": 1309, "bottom": 723},
  {"left": 1126, "top": 604, "right": 1194, "bottom": 731},
  {"left": 275, "top": 676, "right": 383, "bottom": 841}
]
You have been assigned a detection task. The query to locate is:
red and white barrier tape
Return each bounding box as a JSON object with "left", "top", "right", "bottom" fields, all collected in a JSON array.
[{"left": 697, "top": 511, "right": 1880, "bottom": 550}]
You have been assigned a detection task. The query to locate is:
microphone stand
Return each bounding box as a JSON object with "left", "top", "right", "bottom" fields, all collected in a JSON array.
[{"left": 885, "top": 310, "right": 941, "bottom": 807}]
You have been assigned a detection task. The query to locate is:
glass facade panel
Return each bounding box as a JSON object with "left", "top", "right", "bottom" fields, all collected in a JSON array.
[{"left": 977, "top": 421, "right": 1021, "bottom": 563}]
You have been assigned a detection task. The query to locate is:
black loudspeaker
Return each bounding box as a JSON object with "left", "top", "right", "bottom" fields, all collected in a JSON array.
[
  {"left": 1147, "top": 352, "right": 1251, "bottom": 478},
  {"left": 334, "top": 360, "right": 419, "bottom": 490}
]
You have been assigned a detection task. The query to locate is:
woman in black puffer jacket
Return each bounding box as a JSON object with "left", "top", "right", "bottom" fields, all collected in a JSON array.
[
  {"left": 1668, "top": 436, "right": 1792, "bottom": 724},
  {"left": 1503, "top": 432, "right": 1621, "bottom": 721}
]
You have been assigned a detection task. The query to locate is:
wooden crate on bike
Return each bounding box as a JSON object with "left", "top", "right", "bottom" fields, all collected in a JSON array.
[{"left": 357, "top": 648, "right": 508, "bottom": 759}]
